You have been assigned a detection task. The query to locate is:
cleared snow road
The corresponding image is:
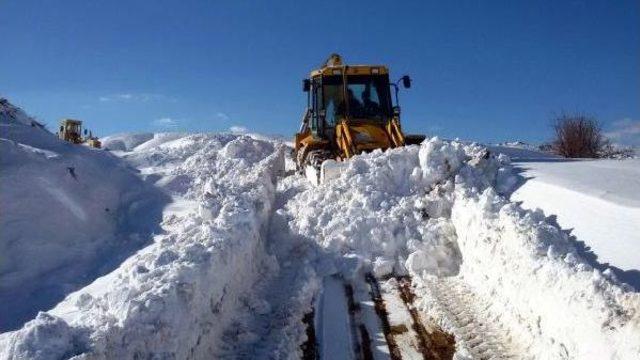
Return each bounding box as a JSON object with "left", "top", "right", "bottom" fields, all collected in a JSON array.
[{"left": 2, "top": 125, "right": 639, "bottom": 360}]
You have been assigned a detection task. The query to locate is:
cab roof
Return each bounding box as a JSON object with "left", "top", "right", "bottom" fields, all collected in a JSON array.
[
  {"left": 60, "top": 119, "right": 82, "bottom": 125},
  {"left": 309, "top": 54, "right": 389, "bottom": 77},
  {"left": 310, "top": 65, "right": 389, "bottom": 77}
]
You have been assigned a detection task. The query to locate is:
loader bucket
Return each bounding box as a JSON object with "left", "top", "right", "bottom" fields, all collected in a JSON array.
[
  {"left": 405, "top": 134, "right": 426, "bottom": 146},
  {"left": 305, "top": 160, "right": 349, "bottom": 186}
]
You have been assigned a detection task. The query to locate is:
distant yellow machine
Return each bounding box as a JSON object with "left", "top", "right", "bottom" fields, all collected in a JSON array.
[
  {"left": 57, "top": 119, "right": 101, "bottom": 148},
  {"left": 294, "top": 54, "right": 424, "bottom": 184}
]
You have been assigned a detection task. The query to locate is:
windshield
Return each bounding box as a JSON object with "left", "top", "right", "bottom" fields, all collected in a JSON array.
[
  {"left": 322, "top": 75, "right": 391, "bottom": 126},
  {"left": 66, "top": 123, "right": 81, "bottom": 133}
]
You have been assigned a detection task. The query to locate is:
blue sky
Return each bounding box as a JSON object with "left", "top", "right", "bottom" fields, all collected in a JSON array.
[{"left": 1, "top": 0, "right": 639, "bottom": 145}]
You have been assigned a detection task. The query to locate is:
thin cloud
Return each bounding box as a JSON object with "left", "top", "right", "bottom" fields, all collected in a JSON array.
[
  {"left": 604, "top": 118, "right": 640, "bottom": 147},
  {"left": 99, "top": 93, "right": 173, "bottom": 103},
  {"left": 216, "top": 112, "right": 231, "bottom": 122},
  {"left": 229, "top": 125, "right": 247, "bottom": 134},
  {"left": 152, "top": 117, "right": 180, "bottom": 129}
]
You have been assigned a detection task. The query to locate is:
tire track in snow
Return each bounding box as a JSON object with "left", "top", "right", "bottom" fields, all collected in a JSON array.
[
  {"left": 301, "top": 309, "right": 318, "bottom": 359},
  {"left": 367, "top": 273, "right": 521, "bottom": 360},
  {"left": 316, "top": 276, "right": 356, "bottom": 359},
  {"left": 413, "top": 276, "right": 523, "bottom": 359},
  {"left": 345, "top": 282, "right": 374, "bottom": 360},
  {"left": 365, "top": 273, "right": 403, "bottom": 360},
  {"left": 306, "top": 274, "right": 397, "bottom": 360},
  {"left": 375, "top": 276, "right": 455, "bottom": 360},
  {"left": 215, "top": 178, "right": 320, "bottom": 359},
  {"left": 395, "top": 277, "right": 455, "bottom": 360}
]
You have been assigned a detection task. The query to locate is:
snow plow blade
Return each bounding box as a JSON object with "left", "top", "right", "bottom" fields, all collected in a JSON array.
[
  {"left": 305, "top": 160, "right": 348, "bottom": 186},
  {"left": 405, "top": 134, "right": 426, "bottom": 146},
  {"left": 320, "top": 160, "right": 347, "bottom": 184}
]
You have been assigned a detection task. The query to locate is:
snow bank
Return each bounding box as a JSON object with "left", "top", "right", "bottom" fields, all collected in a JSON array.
[
  {"left": 100, "top": 132, "right": 154, "bottom": 151},
  {"left": 0, "top": 100, "right": 170, "bottom": 332},
  {"left": 279, "top": 138, "right": 515, "bottom": 279},
  {"left": 0, "top": 132, "right": 285, "bottom": 359},
  {"left": 277, "top": 137, "right": 640, "bottom": 358},
  {"left": 3, "top": 108, "right": 638, "bottom": 359},
  {"left": 511, "top": 174, "right": 640, "bottom": 276},
  {"left": 452, "top": 186, "right": 640, "bottom": 358}
]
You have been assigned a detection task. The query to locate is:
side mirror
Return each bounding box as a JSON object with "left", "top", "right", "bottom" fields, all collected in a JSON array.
[
  {"left": 303, "top": 79, "right": 311, "bottom": 92},
  {"left": 402, "top": 75, "right": 411, "bottom": 89}
]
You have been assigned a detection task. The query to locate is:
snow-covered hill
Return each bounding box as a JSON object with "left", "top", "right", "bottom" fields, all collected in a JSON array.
[
  {"left": 1, "top": 100, "right": 638, "bottom": 359},
  {"left": 99, "top": 132, "right": 155, "bottom": 151},
  {"left": 0, "top": 99, "right": 46, "bottom": 128},
  {"left": 0, "top": 117, "right": 287, "bottom": 358},
  {"left": 0, "top": 100, "right": 170, "bottom": 331}
]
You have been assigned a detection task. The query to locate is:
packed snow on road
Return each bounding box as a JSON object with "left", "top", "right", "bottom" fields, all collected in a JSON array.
[{"left": 1, "top": 100, "right": 639, "bottom": 359}]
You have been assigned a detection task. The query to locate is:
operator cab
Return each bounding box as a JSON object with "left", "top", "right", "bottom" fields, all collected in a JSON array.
[
  {"left": 302, "top": 54, "right": 411, "bottom": 144},
  {"left": 305, "top": 74, "right": 393, "bottom": 139},
  {"left": 319, "top": 74, "right": 391, "bottom": 127},
  {"left": 58, "top": 119, "right": 83, "bottom": 144}
]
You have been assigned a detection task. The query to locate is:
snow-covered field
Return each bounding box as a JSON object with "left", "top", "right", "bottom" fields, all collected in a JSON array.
[
  {"left": 488, "top": 143, "right": 640, "bottom": 289},
  {"left": 1, "top": 100, "right": 639, "bottom": 359}
]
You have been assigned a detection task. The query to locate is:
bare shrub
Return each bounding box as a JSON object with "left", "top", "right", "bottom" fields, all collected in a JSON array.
[
  {"left": 538, "top": 143, "right": 553, "bottom": 152},
  {"left": 599, "top": 143, "right": 636, "bottom": 159},
  {"left": 552, "top": 113, "right": 605, "bottom": 158}
]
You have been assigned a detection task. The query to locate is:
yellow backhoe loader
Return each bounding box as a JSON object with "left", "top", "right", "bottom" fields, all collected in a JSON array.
[
  {"left": 294, "top": 54, "right": 424, "bottom": 185},
  {"left": 57, "top": 119, "right": 102, "bottom": 148}
]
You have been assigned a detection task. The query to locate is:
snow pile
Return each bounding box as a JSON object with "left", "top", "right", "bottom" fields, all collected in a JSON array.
[
  {"left": 100, "top": 132, "right": 154, "bottom": 151},
  {"left": 276, "top": 137, "right": 639, "bottom": 358},
  {"left": 3, "top": 107, "right": 639, "bottom": 359},
  {"left": 213, "top": 174, "right": 323, "bottom": 358},
  {"left": 1, "top": 118, "right": 286, "bottom": 357},
  {"left": 452, "top": 186, "right": 640, "bottom": 358},
  {"left": 102, "top": 131, "right": 289, "bottom": 153},
  {"left": 0, "top": 100, "right": 169, "bottom": 332},
  {"left": 278, "top": 138, "right": 515, "bottom": 279}
]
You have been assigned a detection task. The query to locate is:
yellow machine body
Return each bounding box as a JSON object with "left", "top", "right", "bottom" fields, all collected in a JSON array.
[
  {"left": 294, "top": 54, "right": 419, "bottom": 184},
  {"left": 85, "top": 138, "right": 102, "bottom": 149},
  {"left": 57, "top": 118, "right": 102, "bottom": 148},
  {"left": 58, "top": 119, "right": 84, "bottom": 144}
]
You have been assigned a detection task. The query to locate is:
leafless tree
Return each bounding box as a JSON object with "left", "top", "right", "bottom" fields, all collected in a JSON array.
[{"left": 552, "top": 113, "right": 605, "bottom": 158}]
